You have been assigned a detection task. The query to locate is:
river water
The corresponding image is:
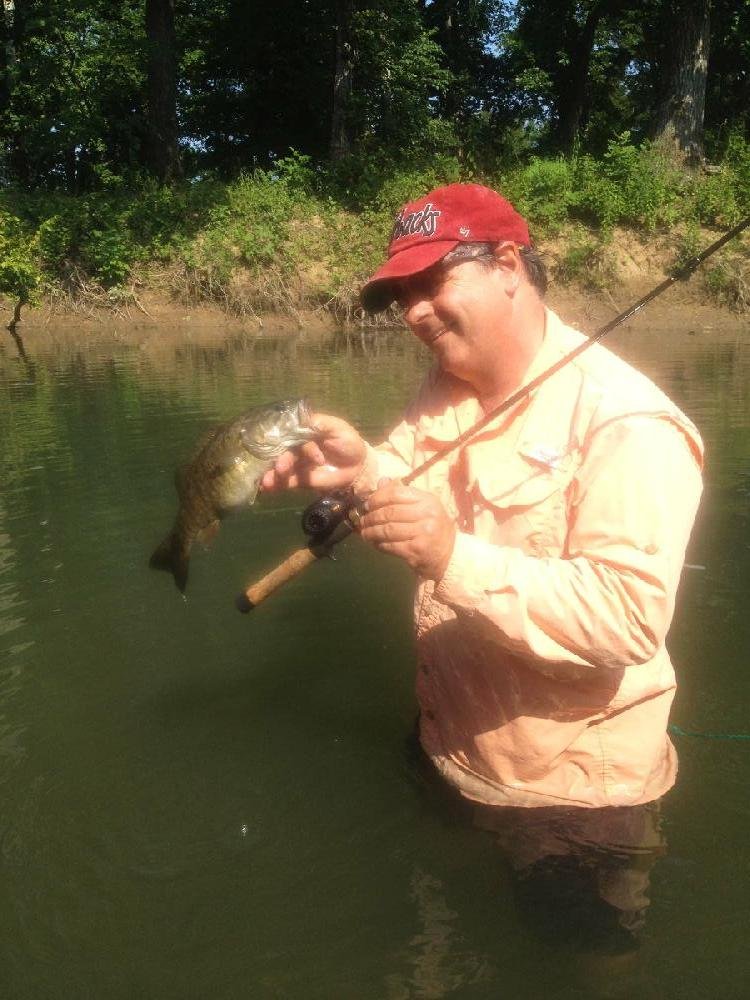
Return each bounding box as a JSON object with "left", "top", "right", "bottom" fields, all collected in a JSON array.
[{"left": 0, "top": 318, "right": 748, "bottom": 999}]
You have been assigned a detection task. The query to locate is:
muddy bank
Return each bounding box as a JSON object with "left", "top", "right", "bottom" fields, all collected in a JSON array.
[{"left": 2, "top": 287, "right": 744, "bottom": 353}]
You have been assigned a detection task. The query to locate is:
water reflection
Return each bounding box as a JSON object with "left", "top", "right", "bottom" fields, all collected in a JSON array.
[
  {"left": 385, "top": 868, "right": 492, "bottom": 999},
  {"left": 474, "top": 801, "right": 664, "bottom": 954},
  {"left": 0, "top": 498, "right": 28, "bottom": 777}
]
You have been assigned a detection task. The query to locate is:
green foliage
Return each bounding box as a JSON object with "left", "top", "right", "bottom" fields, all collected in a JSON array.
[
  {"left": 704, "top": 259, "right": 749, "bottom": 312},
  {"left": 0, "top": 0, "right": 748, "bottom": 197},
  {"left": 36, "top": 209, "right": 80, "bottom": 269},
  {"left": 349, "top": 3, "right": 454, "bottom": 158},
  {"left": 555, "top": 236, "right": 605, "bottom": 285},
  {"left": 692, "top": 170, "right": 740, "bottom": 226},
  {"left": 724, "top": 130, "right": 750, "bottom": 212},
  {"left": 0, "top": 1, "right": 146, "bottom": 190},
  {"left": 0, "top": 211, "right": 41, "bottom": 304},
  {"left": 273, "top": 151, "right": 318, "bottom": 196},
  {"left": 211, "top": 172, "right": 294, "bottom": 267},
  {"left": 1, "top": 131, "right": 749, "bottom": 315},
  {"left": 573, "top": 134, "right": 686, "bottom": 232},
  {"left": 672, "top": 222, "right": 703, "bottom": 272},
  {"left": 501, "top": 158, "right": 577, "bottom": 232}
]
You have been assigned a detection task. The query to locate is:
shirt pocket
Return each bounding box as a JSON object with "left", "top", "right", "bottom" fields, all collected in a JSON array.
[{"left": 472, "top": 448, "right": 580, "bottom": 556}]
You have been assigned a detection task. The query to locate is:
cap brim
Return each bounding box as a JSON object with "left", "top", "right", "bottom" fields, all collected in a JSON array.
[{"left": 360, "top": 240, "right": 460, "bottom": 314}]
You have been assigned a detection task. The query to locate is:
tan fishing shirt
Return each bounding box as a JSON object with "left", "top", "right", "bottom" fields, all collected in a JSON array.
[{"left": 356, "top": 309, "right": 704, "bottom": 808}]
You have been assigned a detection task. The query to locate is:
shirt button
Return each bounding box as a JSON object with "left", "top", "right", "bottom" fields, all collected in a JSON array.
[
  {"left": 420, "top": 663, "right": 430, "bottom": 675},
  {"left": 424, "top": 710, "right": 435, "bottom": 720}
]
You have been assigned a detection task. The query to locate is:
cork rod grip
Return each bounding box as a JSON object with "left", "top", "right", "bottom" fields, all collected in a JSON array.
[{"left": 236, "top": 545, "right": 320, "bottom": 612}]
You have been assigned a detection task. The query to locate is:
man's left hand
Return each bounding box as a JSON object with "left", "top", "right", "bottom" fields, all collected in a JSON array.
[{"left": 357, "top": 478, "right": 456, "bottom": 581}]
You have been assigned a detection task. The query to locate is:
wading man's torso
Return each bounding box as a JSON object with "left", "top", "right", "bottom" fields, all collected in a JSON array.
[{"left": 356, "top": 309, "right": 703, "bottom": 808}]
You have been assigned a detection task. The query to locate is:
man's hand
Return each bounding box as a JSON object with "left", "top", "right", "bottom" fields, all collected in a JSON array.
[
  {"left": 261, "top": 413, "right": 367, "bottom": 493},
  {"left": 357, "top": 478, "right": 456, "bottom": 581}
]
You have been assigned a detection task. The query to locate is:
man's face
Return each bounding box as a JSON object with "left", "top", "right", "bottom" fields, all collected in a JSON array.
[{"left": 394, "top": 253, "right": 514, "bottom": 388}]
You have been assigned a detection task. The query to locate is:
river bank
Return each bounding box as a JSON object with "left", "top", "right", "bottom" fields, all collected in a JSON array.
[{"left": 1, "top": 270, "right": 745, "bottom": 365}]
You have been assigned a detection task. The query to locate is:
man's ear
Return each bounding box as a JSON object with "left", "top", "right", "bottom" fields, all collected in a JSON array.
[{"left": 493, "top": 243, "right": 523, "bottom": 295}]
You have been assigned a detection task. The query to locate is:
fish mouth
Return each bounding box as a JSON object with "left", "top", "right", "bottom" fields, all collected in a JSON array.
[
  {"left": 296, "top": 397, "right": 313, "bottom": 423},
  {"left": 294, "top": 398, "right": 319, "bottom": 439}
]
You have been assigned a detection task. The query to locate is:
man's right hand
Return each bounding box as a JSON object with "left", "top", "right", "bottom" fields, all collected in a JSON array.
[{"left": 261, "top": 412, "right": 367, "bottom": 493}]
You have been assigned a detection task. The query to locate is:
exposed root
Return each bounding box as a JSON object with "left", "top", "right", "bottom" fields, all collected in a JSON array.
[
  {"left": 45, "top": 264, "right": 155, "bottom": 321},
  {"left": 5, "top": 296, "right": 30, "bottom": 364},
  {"left": 7, "top": 296, "right": 26, "bottom": 336}
]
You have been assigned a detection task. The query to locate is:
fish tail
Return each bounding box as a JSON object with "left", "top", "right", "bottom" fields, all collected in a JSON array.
[{"left": 149, "top": 531, "right": 191, "bottom": 593}]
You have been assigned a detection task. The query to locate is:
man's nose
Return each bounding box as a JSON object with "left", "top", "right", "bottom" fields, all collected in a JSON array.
[{"left": 402, "top": 294, "right": 434, "bottom": 327}]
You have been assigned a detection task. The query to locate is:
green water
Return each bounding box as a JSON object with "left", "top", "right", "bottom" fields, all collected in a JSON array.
[{"left": 0, "top": 321, "right": 748, "bottom": 999}]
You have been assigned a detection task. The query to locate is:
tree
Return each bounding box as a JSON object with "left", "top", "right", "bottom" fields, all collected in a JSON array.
[
  {"left": 422, "top": 1, "right": 495, "bottom": 120},
  {"left": 330, "top": 0, "right": 355, "bottom": 159},
  {"left": 179, "top": 0, "right": 336, "bottom": 173},
  {"left": 704, "top": 0, "right": 750, "bottom": 148},
  {"left": 507, "top": 0, "right": 638, "bottom": 153},
  {"left": 0, "top": 2, "right": 147, "bottom": 190},
  {"left": 145, "top": 0, "right": 182, "bottom": 181},
  {"left": 651, "top": 0, "right": 711, "bottom": 163},
  {"left": 555, "top": 0, "right": 621, "bottom": 152},
  {"left": 346, "top": 0, "right": 452, "bottom": 158}
]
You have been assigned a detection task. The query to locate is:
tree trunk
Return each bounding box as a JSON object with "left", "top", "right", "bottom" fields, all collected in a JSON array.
[
  {"left": 427, "top": 0, "right": 462, "bottom": 119},
  {"left": 555, "top": 1, "right": 612, "bottom": 152},
  {"left": 3, "top": 0, "right": 30, "bottom": 185},
  {"left": 652, "top": 0, "right": 710, "bottom": 164},
  {"left": 145, "top": 0, "right": 182, "bottom": 182},
  {"left": 0, "top": 0, "right": 10, "bottom": 115},
  {"left": 330, "top": 0, "right": 355, "bottom": 160}
]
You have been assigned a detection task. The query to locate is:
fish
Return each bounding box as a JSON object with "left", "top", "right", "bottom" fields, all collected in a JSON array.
[{"left": 149, "top": 399, "right": 318, "bottom": 592}]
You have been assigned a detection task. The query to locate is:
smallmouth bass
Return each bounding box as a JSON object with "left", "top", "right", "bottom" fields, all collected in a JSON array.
[{"left": 150, "top": 399, "right": 318, "bottom": 592}]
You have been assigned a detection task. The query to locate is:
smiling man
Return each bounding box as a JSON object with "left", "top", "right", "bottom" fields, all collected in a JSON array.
[{"left": 262, "top": 183, "right": 704, "bottom": 948}]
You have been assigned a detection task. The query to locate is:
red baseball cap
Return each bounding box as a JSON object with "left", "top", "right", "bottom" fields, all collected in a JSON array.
[{"left": 360, "top": 183, "right": 531, "bottom": 313}]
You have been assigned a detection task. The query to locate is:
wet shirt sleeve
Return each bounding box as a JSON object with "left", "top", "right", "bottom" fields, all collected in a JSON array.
[{"left": 432, "top": 415, "right": 703, "bottom": 675}]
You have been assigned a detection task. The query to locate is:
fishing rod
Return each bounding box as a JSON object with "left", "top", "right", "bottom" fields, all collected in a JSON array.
[{"left": 236, "top": 215, "right": 750, "bottom": 613}]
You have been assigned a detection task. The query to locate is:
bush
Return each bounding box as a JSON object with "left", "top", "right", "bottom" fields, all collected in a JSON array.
[
  {"left": 724, "top": 131, "right": 750, "bottom": 214},
  {"left": 502, "top": 157, "right": 577, "bottom": 233},
  {"left": 2, "top": 132, "right": 749, "bottom": 318},
  {"left": 574, "top": 133, "right": 685, "bottom": 231},
  {"left": 692, "top": 170, "right": 739, "bottom": 226},
  {"left": 0, "top": 210, "right": 42, "bottom": 305}
]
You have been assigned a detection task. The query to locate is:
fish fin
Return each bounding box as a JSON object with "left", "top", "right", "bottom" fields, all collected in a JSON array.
[
  {"left": 246, "top": 482, "right": 260, "bottom": 505},
  {"left": 196, "top": 519, "right": 221, "bottom": 549},
  {"left": 149, "top": 531, "right": 191, "bottom": 593}
]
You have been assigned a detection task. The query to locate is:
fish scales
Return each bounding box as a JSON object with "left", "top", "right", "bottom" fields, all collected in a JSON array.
[{"left": 150, "top": 399, "right": 318, "bottom": 592}]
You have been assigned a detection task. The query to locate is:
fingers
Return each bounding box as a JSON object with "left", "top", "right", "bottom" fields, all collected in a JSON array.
[
  {"left": 359, "top": 519, "right": 425, "bottom": 544},
  {"left": 260, "top": 431, "right": 341, "bottom": 492},
  {"left": 261, "top": 464, "right": 300, "bottom": 491},
  {"left": 364, "top": 479, "right": 420, "bottom": 509},
  {"left": 309, "top": 412, "right": 351, "bottom": 435},
  {"left": 298, "top": 440, "right": 327, "bottom": 466},
  {"left": 359, "top": 503, "right": 425, "bottom": 529},
  {"left": 361, "top": 480, "right": 434, "bottom": 520},
  {"left": 356, "top": 478, "right": 456, "bottom": 579}
]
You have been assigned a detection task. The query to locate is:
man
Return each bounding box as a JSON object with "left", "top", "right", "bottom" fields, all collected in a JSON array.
[{"left": 262, "top": 183, "right": 703, "bottom": 947}]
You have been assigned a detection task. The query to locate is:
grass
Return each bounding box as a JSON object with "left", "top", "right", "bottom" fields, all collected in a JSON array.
[{"left": 1, "top": 133, "right": 749, "bottom": 326}]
